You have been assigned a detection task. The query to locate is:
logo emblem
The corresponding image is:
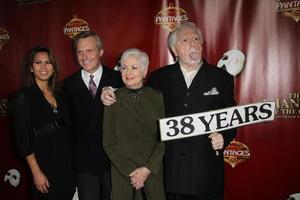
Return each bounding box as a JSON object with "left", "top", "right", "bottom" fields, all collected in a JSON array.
[
  {"left": 0, "top": 98, "right": 13, "bottom": 116},
  {"left": 154, "top": 3, "right": 188, "bottom": 31},
  {"left": 64, "top": 15, "right": 90, "bottom": 39},
  {"left": 276, "top": 0, "right": 300, "bottom": 22},
  {"left": 274, "top": 92, "right": 300, "bottom": 119},
  {"left": 224, "top": 140, "right": 251, "bottom": 168},
  {"left": 0, "top": 27, "right": 10, "bottom": 50}
]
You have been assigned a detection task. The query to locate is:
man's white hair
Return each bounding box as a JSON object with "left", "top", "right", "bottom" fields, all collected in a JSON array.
[{"left": 168, "top": 21, "right": 203, "bottom": 52}]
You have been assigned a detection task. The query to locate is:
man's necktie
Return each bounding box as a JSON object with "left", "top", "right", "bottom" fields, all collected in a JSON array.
[{"left": 88, "top": 75, "right": 97, "bottom": 98}]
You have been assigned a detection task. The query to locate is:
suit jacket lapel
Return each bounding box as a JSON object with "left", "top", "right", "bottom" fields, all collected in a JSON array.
[
  {"left": 170, "top": 62, "right": 187, "bottom": 90},
  {"left": 92, "top": 66, "right": 116, "bottom": 98},
  {"left": 188, "top": 61, "right": 210, "bottom": 90},
  {"left": 97, "top": 67, "right": 111, "bottom": 97},
  {"left": 74, "top": 71, "right": 92, "bottom": 96},
  {"left": 74, "top": 70, "right": 100, "bottom": 100}
]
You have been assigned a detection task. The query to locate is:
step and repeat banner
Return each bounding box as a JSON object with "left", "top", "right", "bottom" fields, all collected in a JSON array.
[{"left": 0, "top": 0, "right": 299, "bottom": 199}]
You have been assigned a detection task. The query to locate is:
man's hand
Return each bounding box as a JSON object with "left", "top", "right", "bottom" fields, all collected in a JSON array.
[
  {"left": 101, "top": 86, "right": 117, "bottom": 105},
  {"left": 208, "top": 132, "right": 224, "bottom": 156}
]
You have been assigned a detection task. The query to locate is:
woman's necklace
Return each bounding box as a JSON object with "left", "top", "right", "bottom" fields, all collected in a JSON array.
[
  {"left": 49, "top": 102, "right": 58, "bottom": 114},
  {"left": 42, "top": 89, "right": 58, "bottom": 114}
]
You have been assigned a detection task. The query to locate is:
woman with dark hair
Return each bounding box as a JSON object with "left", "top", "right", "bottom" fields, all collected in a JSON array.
[{"left": 14, "top": 46, "right": 75, "bottom": 199}]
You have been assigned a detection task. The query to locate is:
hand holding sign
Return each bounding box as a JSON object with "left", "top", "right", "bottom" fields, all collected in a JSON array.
[{"left": 208, "top": 132, "right": 224, "bottom": 156}]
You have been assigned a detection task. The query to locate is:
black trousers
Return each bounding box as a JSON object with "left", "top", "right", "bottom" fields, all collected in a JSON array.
[
  {"left": 167, "top": 193, "right": 223, "bottom": 200},
  {"left": 76, "top": 172, "right": 111, "bottom": 200}
]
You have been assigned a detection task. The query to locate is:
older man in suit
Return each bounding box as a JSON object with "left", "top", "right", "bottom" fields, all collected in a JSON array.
[
  {"left": 102, "top": 22, "right": 236, "bottom": 200},
  {"left": 64, "top": 31, "right": 122, "bottom": 200}
]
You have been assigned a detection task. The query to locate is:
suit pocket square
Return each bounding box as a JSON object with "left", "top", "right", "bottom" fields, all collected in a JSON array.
[{"left": 203, "top": 87, "right": 219, "bottom": 96}]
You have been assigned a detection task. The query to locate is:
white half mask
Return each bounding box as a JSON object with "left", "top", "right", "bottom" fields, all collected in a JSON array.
[
  {"left": 288, "top": 193, "right": 300, "bottom": 200},
  {"left": 4, "top": 169, "right": 21, "bottom": 187},
  {"left": 217, "top": 49, "right": 245, "bottom": 76},
  {"left": 114, "top": 65, "right": 121, "bottom": 71}
]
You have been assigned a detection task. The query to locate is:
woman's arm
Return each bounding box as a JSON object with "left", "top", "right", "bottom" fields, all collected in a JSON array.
[{"left": 26, "top": 154, "right": 49, "bottom": 193}]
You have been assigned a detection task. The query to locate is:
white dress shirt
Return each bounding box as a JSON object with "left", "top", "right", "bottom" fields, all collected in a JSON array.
[
  {"left": 81, "top": 65, "right": 103, "bottom": 89},
  {"left": 180, "top": 61, "right": 203, "bottom": 88}
]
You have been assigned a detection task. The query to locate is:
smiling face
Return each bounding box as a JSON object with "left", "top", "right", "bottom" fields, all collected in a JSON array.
[
  {"left": 120, "top": 55, "right": 147, "bottom": 89},
  {"left": 76, "top": 36, "right": 103, "bottom": 73},
  {"left": 172, "top": 27, "right": 203, "bottom": 70},
  {"left": 31, "top": 52, "right": 55, "bottom": 85}
]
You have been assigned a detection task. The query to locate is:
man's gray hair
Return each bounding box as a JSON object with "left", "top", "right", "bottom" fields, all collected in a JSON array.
[
  {"left": 120, "top": 48, "right": 149, "bottom": 71},
  {"left": 73, "top": 31, "right": 103, "bottom": 51},
  {"left": 168, "top": 22, "right": 203, "bottom": 51}
]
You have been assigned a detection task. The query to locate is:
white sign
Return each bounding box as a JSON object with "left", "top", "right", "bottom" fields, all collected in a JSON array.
[{"left": 159, "top": 101, "right": 275, "bottom": 141}]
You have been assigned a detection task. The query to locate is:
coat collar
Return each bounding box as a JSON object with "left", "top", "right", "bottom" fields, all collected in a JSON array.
[{"left": 170, "top": 62, "right": 187, "bottom": 89}]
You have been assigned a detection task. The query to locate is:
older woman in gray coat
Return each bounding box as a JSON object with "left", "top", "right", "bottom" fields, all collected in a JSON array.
[{"left": 103, "top": 48, "right": 165, "bottom": 200}]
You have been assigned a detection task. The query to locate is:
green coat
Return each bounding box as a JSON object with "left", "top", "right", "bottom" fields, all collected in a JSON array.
[{"left": 103, "top": 87, "right": 165, "bottom": 200}]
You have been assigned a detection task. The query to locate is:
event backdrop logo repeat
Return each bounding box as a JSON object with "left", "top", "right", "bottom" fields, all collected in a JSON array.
[
  {"left": 276, "top": 0, "right": 300, "bottom": 22},
  {"left": 16, "top": 0, "right": 49, "bottom": 5},
  {"left": 154, "top": 3, "right": 188, "bottom": 31},
  {"left": 64, "top": 15, "right": 90, "bottom": 39},
  {"left": 0, "top": 98, "right": 13, "bottom": 116},
  {"left": 224, "top": 140, "right": 251, "bottom": 168},
  {"left": 0, "top": 27, "right": 10, "bottom": 50},
  {"left": 275, "top": 92, "right": 300, "bottom": 118}
]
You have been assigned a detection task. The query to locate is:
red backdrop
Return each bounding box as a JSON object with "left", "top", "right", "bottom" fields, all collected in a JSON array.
[{"left": 1, "top": 0, "right": 299, "bottom": 199}]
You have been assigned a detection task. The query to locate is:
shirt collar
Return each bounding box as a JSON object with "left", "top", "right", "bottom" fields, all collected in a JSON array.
[
  {"left": 180, "top": 60, "right": 203, "bottom": 76},
  {"left": 81, "top": 64, "right": 103, "bottom": 80}
]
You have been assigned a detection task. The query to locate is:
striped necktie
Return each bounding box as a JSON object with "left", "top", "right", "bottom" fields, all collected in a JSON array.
[{"left": 88, "top": 75, "right": 97, "bottom": 98}]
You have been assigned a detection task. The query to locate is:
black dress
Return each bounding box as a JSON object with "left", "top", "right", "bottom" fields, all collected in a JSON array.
[{"left": 14, "top": 83, "right": 75, "bottom": 200}]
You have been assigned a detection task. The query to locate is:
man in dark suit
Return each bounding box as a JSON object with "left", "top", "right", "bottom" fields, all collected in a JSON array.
[
  {"left": 102, "top": 22, "right": 236, "bottom": 200},
  {"left": 64, "top": 31, "right": 122, "bottom": 200}
]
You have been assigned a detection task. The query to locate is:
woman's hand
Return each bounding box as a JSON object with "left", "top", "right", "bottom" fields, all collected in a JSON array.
[
  {"left": 32, "top": 170, "right": 50, "bottom": 193},
  {"left": 129, "top": 167, "right": 151, "bottom": 190},
  {"left": 25, "top": 154, "right": 50, "bottom": 193}
]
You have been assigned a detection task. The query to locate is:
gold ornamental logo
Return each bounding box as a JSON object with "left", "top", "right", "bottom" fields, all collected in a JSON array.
[
  {"left": 0, "top": 27, "right": 10, "bottom": 50},
  {"left": 224, "top": 140, "right": 251, "bottom": 168},
  {"left": 276, "top": 0, "right": 300, "bottom": 22},
  {"left": 154, "top": 3, "right": 188, "bottom": 31},
  {"left": 64, "top": 15, "right": 90, "bottom": 39}
]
